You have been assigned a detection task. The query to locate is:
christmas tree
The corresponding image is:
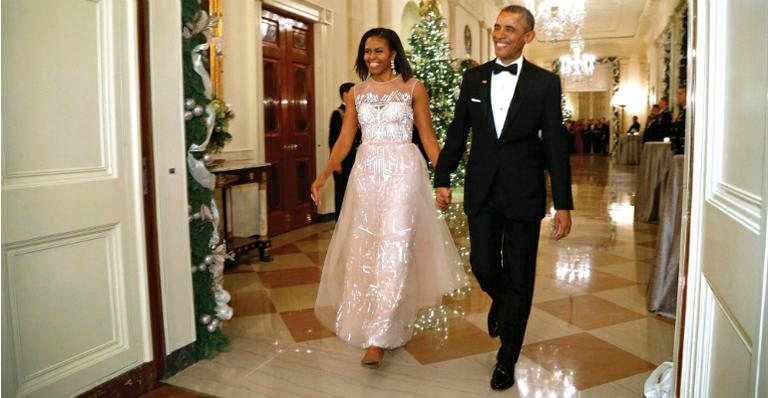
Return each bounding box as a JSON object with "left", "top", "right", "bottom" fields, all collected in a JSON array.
[{"left": 408, "top": 1, "right": 466, "bottom": 188}]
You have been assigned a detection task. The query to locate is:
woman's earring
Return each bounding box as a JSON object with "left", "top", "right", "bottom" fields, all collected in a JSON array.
[{"left": 391, "top": 59, "right": 396, "bottom": 75}]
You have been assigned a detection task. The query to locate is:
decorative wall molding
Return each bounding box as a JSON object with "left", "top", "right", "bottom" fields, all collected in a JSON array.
[
  {"left": 709, "top": 183, "right": 762, "bottom": 235},
  {"left": 263, "top": 0, "right": 329, "bottom": 23}
]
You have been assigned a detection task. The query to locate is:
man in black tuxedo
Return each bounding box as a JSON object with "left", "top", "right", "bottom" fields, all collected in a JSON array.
[
  {"left": 328, "top": 82, "right": 361, "bottom": 220},
  {"left": 434, "top": 5, "right": 573, "bottom": 391}
]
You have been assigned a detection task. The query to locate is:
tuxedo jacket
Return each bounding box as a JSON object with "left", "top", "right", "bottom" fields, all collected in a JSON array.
[{"left": 435, "top": 59, "right": 573, "bottom": 220}]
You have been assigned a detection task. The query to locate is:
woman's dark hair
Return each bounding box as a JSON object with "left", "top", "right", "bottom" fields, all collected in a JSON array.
[{"left": 354, "top": 28, "right": 413, "bottom": 82}]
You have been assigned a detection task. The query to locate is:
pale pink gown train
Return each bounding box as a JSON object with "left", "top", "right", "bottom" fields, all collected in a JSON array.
[{"left": 314, "top": 76, "right": 468, "bottom": 349}]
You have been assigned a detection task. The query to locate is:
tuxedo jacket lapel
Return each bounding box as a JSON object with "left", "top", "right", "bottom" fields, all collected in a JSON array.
[
  {"left": 477, "top": 63, "right": 497, "bottom": 140},
  {"left": 499, "top": 60, "right": 534, "bottom": 140}
]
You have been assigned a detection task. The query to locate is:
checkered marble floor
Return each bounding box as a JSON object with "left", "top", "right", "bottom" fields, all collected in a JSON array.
[{"left": 166, "top": 155, "right": 674, "bottom": 397}]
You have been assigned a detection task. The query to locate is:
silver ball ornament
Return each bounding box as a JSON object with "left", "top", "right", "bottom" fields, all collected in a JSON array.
[
  {"left": 193, "top": 105, "right": 204, "bottom": 116},
  {"left": 197, "top": 263, "right": 207, "bottom": 272},
  {"left": 214, "top": 289, "right": 231, "bottom": 304},
  {"left": 184, "top": 111, "right": 193, "bottom": 120},
  {"left": 206, "top": 322, "right": 218, "bottom": 333},
  {"left": 204, "top": 255, "right": 215, "bottom": 265},
  {"left": 215, "top": 304, "right": 233, "bottom": 320},
  {"left": 199, "top": 314, "right": 212, "bottom": 325},
  {"left": 185, "top": 98, "right": 196, "bottom": 109},
  {"left": 203, "top": 154, "right": 213, "bottom": 165}
]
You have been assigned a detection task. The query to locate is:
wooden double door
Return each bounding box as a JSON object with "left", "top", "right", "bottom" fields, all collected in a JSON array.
[{"left": 261, "top": 8, "right": 316, "bottom": 236}]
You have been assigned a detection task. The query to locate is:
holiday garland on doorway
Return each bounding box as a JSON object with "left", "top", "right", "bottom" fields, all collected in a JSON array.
[{"left": 182, "top": 0, "right": 234, "bottom": 359}]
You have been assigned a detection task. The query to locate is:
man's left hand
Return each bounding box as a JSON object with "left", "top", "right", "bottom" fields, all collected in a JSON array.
[{"left": 552, "top": 210, "right": 572, "bottom": 240}]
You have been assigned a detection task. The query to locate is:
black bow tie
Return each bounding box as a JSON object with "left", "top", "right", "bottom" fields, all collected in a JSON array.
[{"left": 493, "top": 63, "right": 518, "bottom": 75}]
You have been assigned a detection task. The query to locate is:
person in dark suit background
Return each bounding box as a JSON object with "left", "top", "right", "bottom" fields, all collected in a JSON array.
[
  {"left": 671, "top": 86, "right": 686, "bottom": 154},
  {"left": 642, "top": 104, "right": 661, "bottom": 143},
  {"left": 627, "top": 115, "right": 641, "bottom": 133},
  {"left": 434, "top": 5, "right": 573, "bottom": 391},
  {"left": 644, "top": 98, "right": 672, "bottom": 143},
  {"left": 328, "top": 82, "right": 362, "bottom": 220}
]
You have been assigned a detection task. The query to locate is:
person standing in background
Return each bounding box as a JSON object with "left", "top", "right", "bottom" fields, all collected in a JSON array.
[{"left": 328, "top": 82, "right": 361, "bottom": 220}]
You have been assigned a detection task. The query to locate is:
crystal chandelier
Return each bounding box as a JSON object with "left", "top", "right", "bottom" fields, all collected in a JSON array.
[
  {"left": 531, "top": 0, "right": 586, "bottom": 43},
  {"left": 559, "top": 32, "right": 596, "bottom": 81}
]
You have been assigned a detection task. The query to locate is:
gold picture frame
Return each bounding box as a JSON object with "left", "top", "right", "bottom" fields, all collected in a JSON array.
[{"left": 208, "top": 0, "right": 224, "bottom": 99}]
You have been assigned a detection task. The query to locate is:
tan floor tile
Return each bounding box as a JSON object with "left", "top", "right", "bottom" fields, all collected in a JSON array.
[
  {"left": 406, "top": 318, "right": 499, "bottom": 365},
  {"left": 268, "top": 283, "right": 319, "bottom": 312},
  {"left": 580, "top": 371, "right": 651, "bottom": 397},
  {"left": 305, "top": 250, "right": 327, "bottom": 267},
  {"left": 140, "top": 384, "right": 215, "bottom": 398},
  {"left": 297, "top": 233, "right": 320, "bottom": 241},
  {"left": 230, "top": 290, "right": 276, "bottom": 317},
  {"left": 656, "top": 314, "right": 676, "bottom": 325},
  {"left": 592, "top": 284, "right": 652, "bottom": 315},
  {"left": 223, "top": 312, "right": 294, "bottom": 345},
  {"left": 223, "top": 271, "right": 265, "bottom": 293},
  {"left": 590, "top": 317, "right": 675, "bottom": 365},
  {"left": 268, "top": 243, "right": 301, "bottom": 255},
  {"left": 541, "top": 268, "right": 637, "bottom": 295},
  {"left": 594, "top": 260, "right": 653, "bottom": 283},
  {"left": 257, "top": 266, "right": 321, "bottom": 288},
  {"left": 532, "top": 276, "right": 572, "bottom": 304},
  {"left": 279, "top": 308, "right": 336, "bottom": 342},
  {"left": 523, "top": 307, "right": 585, "bottom": 345},
  {"left": 535, "top": 295, "right": 646, "bottom": 330},
  {"left": 293, "top": 238, "right": 332, "bottom": 253},
  {"left": 522, "top": 333, "right": 656, "bottom": 390},
  {"left": 442, "top": 285, "right": 490, "bottom": 316},
  {"left": 251, "top": 252, "right": 316, "bottom": 271},
  {"left": 603, "top": 243, "right": 657, "bottom": 261},
  {"left": 223, "top": 263, "right": 256, "bottom": 274},
  {"left": 268, "top": 221, "right": 334, "bottom": 248}
]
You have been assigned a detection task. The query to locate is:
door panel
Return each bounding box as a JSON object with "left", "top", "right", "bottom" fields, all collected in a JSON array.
[
  {"left": 1, "top": 0, "right": 149, "bottom": 396},
  {"left": 681, "top": 1, "right": 768, "bottom": 396},
  {"left": 262, "top": 8, "right": 316, "bottom": 236}
]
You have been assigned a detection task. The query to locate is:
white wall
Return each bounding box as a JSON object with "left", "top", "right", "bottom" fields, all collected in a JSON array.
[{"left": 148, "top": 1, "right": 196, "bottom": 354}]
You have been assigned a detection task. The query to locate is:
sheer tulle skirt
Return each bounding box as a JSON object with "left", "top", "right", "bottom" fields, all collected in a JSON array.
[{"left": 315, "top": 142, "right": 468, "bottom": 349}]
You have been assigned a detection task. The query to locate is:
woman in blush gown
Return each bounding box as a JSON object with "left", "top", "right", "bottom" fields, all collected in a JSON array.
[{"left": 310, "top": 28, "right": 468, "bottom": 368}]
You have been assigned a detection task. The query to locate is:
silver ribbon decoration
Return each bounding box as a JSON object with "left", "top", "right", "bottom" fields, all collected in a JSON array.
[
  {"left": 187, "top": 102, "right": 217, "bottom": 190},
  {"left": 191, "top": 42, "right": 212, "bottom": 99},
  {"left": 209, "top": 198, "right": 221, "bottom": 248}
]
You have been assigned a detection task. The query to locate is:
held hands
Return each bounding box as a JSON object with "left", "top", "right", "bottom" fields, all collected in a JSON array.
[
  {"left": 310, "top": 176, "right": 327, "bottom": 206},
  {"left": 552, "top": 210, "right": 572, "bottom": 240},
  {"left": 435, "top": 187, "right": 452, "bottom": 210}
]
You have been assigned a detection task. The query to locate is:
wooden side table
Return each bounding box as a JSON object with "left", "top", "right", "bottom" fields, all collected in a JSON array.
[{"left": 210, "top": 160, "right": 273, "bottom": 262}]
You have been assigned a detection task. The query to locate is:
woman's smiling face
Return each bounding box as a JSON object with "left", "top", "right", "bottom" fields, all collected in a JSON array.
[{"left": 364, "top": 36, "right": 396, "bottom": 78}]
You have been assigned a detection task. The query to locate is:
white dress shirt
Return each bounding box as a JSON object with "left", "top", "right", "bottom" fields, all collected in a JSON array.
[{"left": 490, "top": 56, "right": 524, "bottom": 138}]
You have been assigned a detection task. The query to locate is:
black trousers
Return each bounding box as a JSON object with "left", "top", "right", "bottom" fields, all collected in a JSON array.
[
  {"left": 332, "top": 170, "right": 350, "bottom": 220},
  {"left": 467, "top": 186, "right": 541, "bottom": 365}
]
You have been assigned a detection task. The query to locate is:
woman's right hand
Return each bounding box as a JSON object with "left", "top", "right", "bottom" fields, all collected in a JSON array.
[{"left": 310, "top": 177, "right": 326, "bottom": 206}]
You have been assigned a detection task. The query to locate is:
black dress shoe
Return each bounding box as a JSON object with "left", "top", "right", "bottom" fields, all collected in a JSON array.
[
  {"left": 488, "top": 301, "right": 499, "bottom": 337},
  {"left": 490, "top": 361, "right": 515, "bottom": 391}
]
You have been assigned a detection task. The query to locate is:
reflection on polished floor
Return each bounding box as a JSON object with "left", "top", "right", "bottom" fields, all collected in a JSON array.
[{"left": 165, "top": 154, "right": 675, "bottom": 397}]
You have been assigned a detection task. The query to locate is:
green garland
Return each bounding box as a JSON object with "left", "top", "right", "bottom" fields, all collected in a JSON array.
[
  {"left": 408, "top": 5, "right": 466, "bottom": 188},
  {"left": 182, "top": 0, "right": 232, "bottom": 360}
]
